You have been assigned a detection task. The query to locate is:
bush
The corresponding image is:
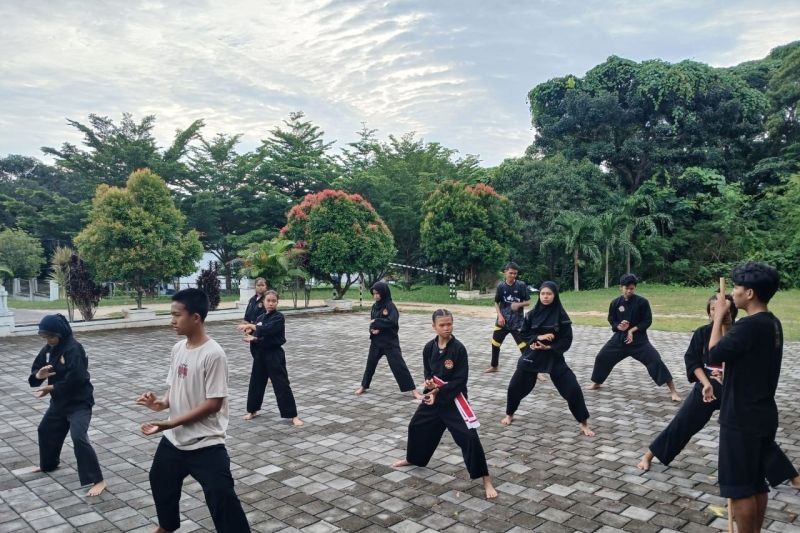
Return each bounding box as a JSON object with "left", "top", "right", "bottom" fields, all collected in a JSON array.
[{"left": 196, "top": 261, "right": 221, "bottom": 310}]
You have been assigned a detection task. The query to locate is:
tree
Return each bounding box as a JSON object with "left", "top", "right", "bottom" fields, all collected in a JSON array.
[
  {"left": 528, "top": 56, "right": 767, "bottom": 192},
  {"left": 239, "top": 237, "right": 308, "bottom": 289},
  {"left": 178, "top": 133, "right": 290, "bottom": 292},
  {"left": 256, "top": 112, "right": 336, "bottom": 200},
  {"left": 540, "top": 212, "right": 600, "bottom": 291},
  {"left": 282, "top": 189, "right": 395, "bottom": 299},
  {"left": 595, "top": 211, "right": 640, "bottom": 288},
  {"left": 75, "top": 169, "right": 203, "bottom": 309},
  {"left": 65, "top": 252, "right": 105, "bottom": 321},
  {"left": 420, "top": 181, "right": 520, "bottom": 290},
  {"left": 42, "top": 113, "right": 203, "bottom": 194},
  {"left": 196, "top": 262, "right": 221, "bottom": 311},
  {"left": 0, "top": 228, "right": 45, "bottom": 279}
]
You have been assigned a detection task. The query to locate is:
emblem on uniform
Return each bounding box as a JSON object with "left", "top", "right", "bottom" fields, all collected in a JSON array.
[
  {"left": 382, "top": 309, "right": 388, "bottom": 316},
  {"left": 618, "top": 305, "right": 625, "bottom": 312},
  {"left": 444, "top": 359, "right": 454, "bottom": 369}
]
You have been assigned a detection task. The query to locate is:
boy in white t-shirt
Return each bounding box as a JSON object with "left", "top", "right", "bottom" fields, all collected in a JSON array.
[{"left": 136, "top": 288, "right": 250, "bottom": 533}]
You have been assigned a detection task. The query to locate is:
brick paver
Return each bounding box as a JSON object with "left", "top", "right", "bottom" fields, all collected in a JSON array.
[{"left": 1, "top": 312, "right": 798, "bottom": 532}]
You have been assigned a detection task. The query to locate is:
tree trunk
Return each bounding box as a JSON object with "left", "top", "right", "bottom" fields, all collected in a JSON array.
[
  {"left": 135, "top": 274, "right": 143, "bottom": 309},
  {"left": 573, "top": 249, "right": 580, "bottom": 292},
  {"left": 604, "top": 245, "right": 610, "bottom": 289},
  {"left": 626, "top": 250, "right": 631, "bottom": 274}
]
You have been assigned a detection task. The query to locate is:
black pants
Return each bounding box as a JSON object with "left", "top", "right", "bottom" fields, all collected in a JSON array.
[
  {"left": 406, "top": 400, "right": 489, "bottom": 479},
  {"left": 490, "top": 327, "right": 526, "bottom": 368},
  {"left": 149, "top": 437, "right": 250, "bottom": 532},
  {"left": 360, "top": 341, "right": 416, "bottom": 392},
  {"left": 650, "top": 380, "right": 798, "bottom": 486},
  {"left": 591, "top": 338, "right": 673, "bottom": 386},
  {"left": 506, "top": 361, "right": 590, "bottom": 423},
  {"left": 38, "top": 406, "right": 103, "bottom": 486},
  {"left": 247, "top": 349, "right": 297, "bottom": 418}
]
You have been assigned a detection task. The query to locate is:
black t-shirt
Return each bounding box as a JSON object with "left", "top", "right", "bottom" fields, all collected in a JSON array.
[
  {"left": 494, "top": 280, "right": 530, "bottom": 330},
  {"left": 708, "top": 312, "right": 782, "bottom": 434},
  {"left": 606, "top": 294, "right": 652, "bottom": 346}
]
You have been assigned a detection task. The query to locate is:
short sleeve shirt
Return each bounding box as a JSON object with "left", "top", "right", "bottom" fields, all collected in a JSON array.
[
  {"left": 495, "top": 280, "right": 529, "bottom": 330},
  {"left": 164, "top": 338, "right": 230, "bottom": 450}
]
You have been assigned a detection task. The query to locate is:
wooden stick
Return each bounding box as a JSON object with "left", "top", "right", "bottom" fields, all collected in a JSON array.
[{"left": 720, "top": 276, "right": 734, "bottom": 533}]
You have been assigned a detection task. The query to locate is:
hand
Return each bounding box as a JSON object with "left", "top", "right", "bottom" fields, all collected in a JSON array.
[
  {"left": 533, "top": 341, "right": 551, "bottom": 350},
  {"left": 141, "top": 420, "right": 174, "bottom": 436},
  {"left": 136, "top": 391, "right": 166, "bottom": 412},
  {"left": 236, "top": 323, "right": 250, "bottom": 332},
  {"left": 625, "top": 332, "right": 634, "bottom": 344},
  {"left": 422, "top": 389, "right": 438, "bottom": 406},
  {"left": 710, "top": 370, "right": 723, "bottom": 385},
  {"left": 35, "top": 365, "right": 56, "bottom": 380},
  {"left": 382, "top": 309, "right": 388, "bottom": 316},
  {"left": 537, "top": 333, "right": 555, "bottom": 342},
  {"left": 33, "top": 385, "right": 53, "bottom": 398},
  {"left": 423, "top": 378, "right": 436, "bottom": 389},
  {"left": 510, "top": 302, "right": 522, "bottom": 311},
  {"left": 241, "top": 323, "right": 256, "bottom": 334},
  {"left": 496, "top": 315, "right": 506, "bottom": 327},
  {"left": 618, "top": 320, "right": 630, "bottom": 331},
  {"left": 701, "top": 382, "right": 716, "bottom": 403},
  {"left": 243, "top": 334, "right": 257, "bottom": 343}
]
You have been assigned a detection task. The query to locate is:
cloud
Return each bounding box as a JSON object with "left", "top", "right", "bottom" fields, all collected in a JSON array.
[{"left": 0, "top": 0, "right": 798, "bottom": 166}]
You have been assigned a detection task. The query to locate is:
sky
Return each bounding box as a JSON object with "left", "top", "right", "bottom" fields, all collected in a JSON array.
[{"left": 2, "top": 0, "right": 799, "bottom": 167}]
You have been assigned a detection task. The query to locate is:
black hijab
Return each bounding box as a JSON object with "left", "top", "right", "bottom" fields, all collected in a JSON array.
[
  {"left": 371, "top": 281, "right": 392, "bottom": 309},
  {"left": 526, "top": 281, "right": 571, "bottom": 330},
  {"left": 37, "top": 314, "right": 75, "bottom": 359}
]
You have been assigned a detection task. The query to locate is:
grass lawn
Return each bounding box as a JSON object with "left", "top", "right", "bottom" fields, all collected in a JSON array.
[{"left": 10, "top": 283, "right": 800, "bottom": 340}]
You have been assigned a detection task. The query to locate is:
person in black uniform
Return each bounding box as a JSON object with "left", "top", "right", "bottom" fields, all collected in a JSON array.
[
  {"left": 637, "top": 293, "right": 799, "bottom": 487},
  {"left": 588, "top": 273, "right": 681, "bottom": 401},
  {"left": 709, "top": 262, "right": 785, "bottom": 532},
  {"left": 501, "top": 281, "right": 595, "bottom": 436},
  {"left": 486, "top": 262, "right": 531, "bottom": 373},
  {"left": 355, "top": 281, "right": 422, "bottom": 399},
  {"left": 28, "top": 314, "right": 106, "bottom": 496},
  {"left": 392, "top": 309, "right": 498, "bottom": 499},
  {"left": 241, "top": 290, "right": 303, "bottom": 426},
  {"left": 241, "top": 277, "right": 268, "bottom": 325}
]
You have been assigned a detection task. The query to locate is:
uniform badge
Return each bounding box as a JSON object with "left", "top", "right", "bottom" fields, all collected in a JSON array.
[
  {"left": 618, "top": 305, "right": 625, "bottom": 313},
  {"left": 382, "top": 309, "right": 388, "bottom": 316},
  {"left": 444, "top": 359, "right": 454, "bottom": 369}
]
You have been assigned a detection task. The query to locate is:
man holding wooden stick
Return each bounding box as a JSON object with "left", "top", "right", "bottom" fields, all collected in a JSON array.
[{"left": 709, "top": 262, "right": 782, "bottom": 533}]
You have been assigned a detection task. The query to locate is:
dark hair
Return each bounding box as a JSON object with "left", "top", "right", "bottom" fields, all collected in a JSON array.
[
  {"left": 731, "top": 261, "right": 780, "bottom": 303},
  {"left": 255, "top": 277, "right": 267, "bottom": 285},
  {"left": 619, "top": 273, "right": 638, "bottom": 286},
  {"left": 503, "top": 262, "right": 520, "bottom": 272},
  {"left": 432, "top": 308, "right": 454, "bottom": 322},
  {"left": 172, "top": 288, "right": 209, "bottom": 321},
  {"left": 263, "top": 289, "right": 279, "bottom": 300},
  {"left": 707, "top": 293, "right": 738, "bottom": 322}
]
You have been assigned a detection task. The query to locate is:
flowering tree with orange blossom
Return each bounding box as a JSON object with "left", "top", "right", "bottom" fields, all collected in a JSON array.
[{"left": 281, "top": 189, "right": 395, "bottom": 299}]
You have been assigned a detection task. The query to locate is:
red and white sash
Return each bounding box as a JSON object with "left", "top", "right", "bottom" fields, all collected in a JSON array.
[{"left": 431, "top": 375, "right": 480, "bottom": 429}]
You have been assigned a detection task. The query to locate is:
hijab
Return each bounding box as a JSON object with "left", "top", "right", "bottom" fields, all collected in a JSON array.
[
  {"left": 526, "top": 281, "right": 571, "bottom": 331},
  {"left": 371, "top": 281, "right": 393, "bottom": 309},
  {"left": 37, "top": 313, "right": 75, "bottom": 361}
]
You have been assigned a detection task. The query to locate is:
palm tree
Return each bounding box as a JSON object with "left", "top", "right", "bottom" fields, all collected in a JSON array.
[
  {"left": 239, "top": 238, "right": 308, "bottom": 290},
  {"left": 541, "top": 211, "right": 600, "bottom": 291},
  {"left": 620, "top": 193, "right": 672, "bottom": 273},
  {"left": 596, "top": 212, "right": 641, "bottom": 288}
]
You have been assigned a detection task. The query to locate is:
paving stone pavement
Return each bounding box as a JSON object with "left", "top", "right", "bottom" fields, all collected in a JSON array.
[{"left": 1, "top": 311, "right": 798, "bottom": 532}]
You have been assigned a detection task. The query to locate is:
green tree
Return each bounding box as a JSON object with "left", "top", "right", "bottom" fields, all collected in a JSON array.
[
  {"left": 282, "top": 189, "right": 395, "bottom": 299},
  {"left": 75, "top": 169, "right": 203, "bottom": 309},
  {"left": 0, "top": 228, "right": 45, "bottom": 279},
  {"left": 596, "top": 211, "right": 640, "bottom": 288},
  {"left": 256, "top": 111, "right": 336, "bottom": 200},
  {"left": 540, "top": 212, "right": 600, "bottom": 291},
  {"left": 42, "top": 113, "right": 203, "bottom": 194},
  {"left": 178, "top": 133, "right": 290, "bottom": 292},
  {"left": 420, "top": 181, "right": 519, "bottom": 290},
  {"left": 239, "top": 237, "right": 308, "bottom": 289}
]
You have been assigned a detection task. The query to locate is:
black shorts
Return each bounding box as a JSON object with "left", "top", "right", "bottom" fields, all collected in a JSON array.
[{"left": 718, "top": 425, "right": 773, "bottom": 499}]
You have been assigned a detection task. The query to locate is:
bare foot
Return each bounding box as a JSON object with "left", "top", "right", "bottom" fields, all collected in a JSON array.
[
  {"left": 587, "top": 382, "right": 602, "bottom": 390},
  {"left": 153, "top": 528, "right": 171, "bottom": 533},
  {"left": 483, "top": 475, "right": 498, "bottom": 499},
  {"left": 86, "top": 480, "right": 106, "bottom": 496},
  {"left": 537, "top": 374, "right": 548, "bottom": 383},
  {"left": 579, "top": 421, "right": 595, "bottom": 437},
  {"left": 500, "top": 415, "right": 514, "bottom": 426},
  {"left": 292, "top": 417, "right": 304, "bottom": 426},
  {"left": 790, "top": 476, "right": 800, "bottom": 489},
  {"left": 392, "top": 459, "right": 411, "bottom": 468},
  {"left": 484, "top": 366, "right": 499, "bottom": 373},
  {"left": 243, "top": 412, "right": 259, "bottom": 420},
  {"left": 32, "top": 466, "right": 43, "bottom": 473},
  {"left": 411, "top": 390, "right": 423, "bottom": 400},
  {"left": 637, "top": 450, "right": 653, "bottom": 471},
  {"left": 355, "top": 386, "right": 367, "bottom": 396},
  {"left": 670, "top": 391, "right": 682, "bottom": 402}
]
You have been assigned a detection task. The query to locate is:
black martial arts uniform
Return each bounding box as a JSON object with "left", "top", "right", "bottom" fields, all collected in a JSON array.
[
  {"left": 648, "top": 323, "right": 797, "bottom": 484},
  {"left": 243, "top": 293, "right": 264, "bottom": 325},
  {"left": 404, "top": 336, "right": 489, "bottom": 479},
  {"left": 709, "top": 312, "right": 783, "bottom": 499},
  {"left": 28, "top": 314, "right": 103, "bottom": 487},
  {"left": 359, "top": 282, "right": 416, "bottom": 392},
  {"left": 505, "top": 281, "right": 590, "bottom": 423},
  {"left": 590, "top": 293, "right": 673, "bottom": 386},
  {"left": 490, "top": 279, "right": 530, "bottom": 368},
  {"left": 246, "top": 309, "right": 298, "bottom": 418}
]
